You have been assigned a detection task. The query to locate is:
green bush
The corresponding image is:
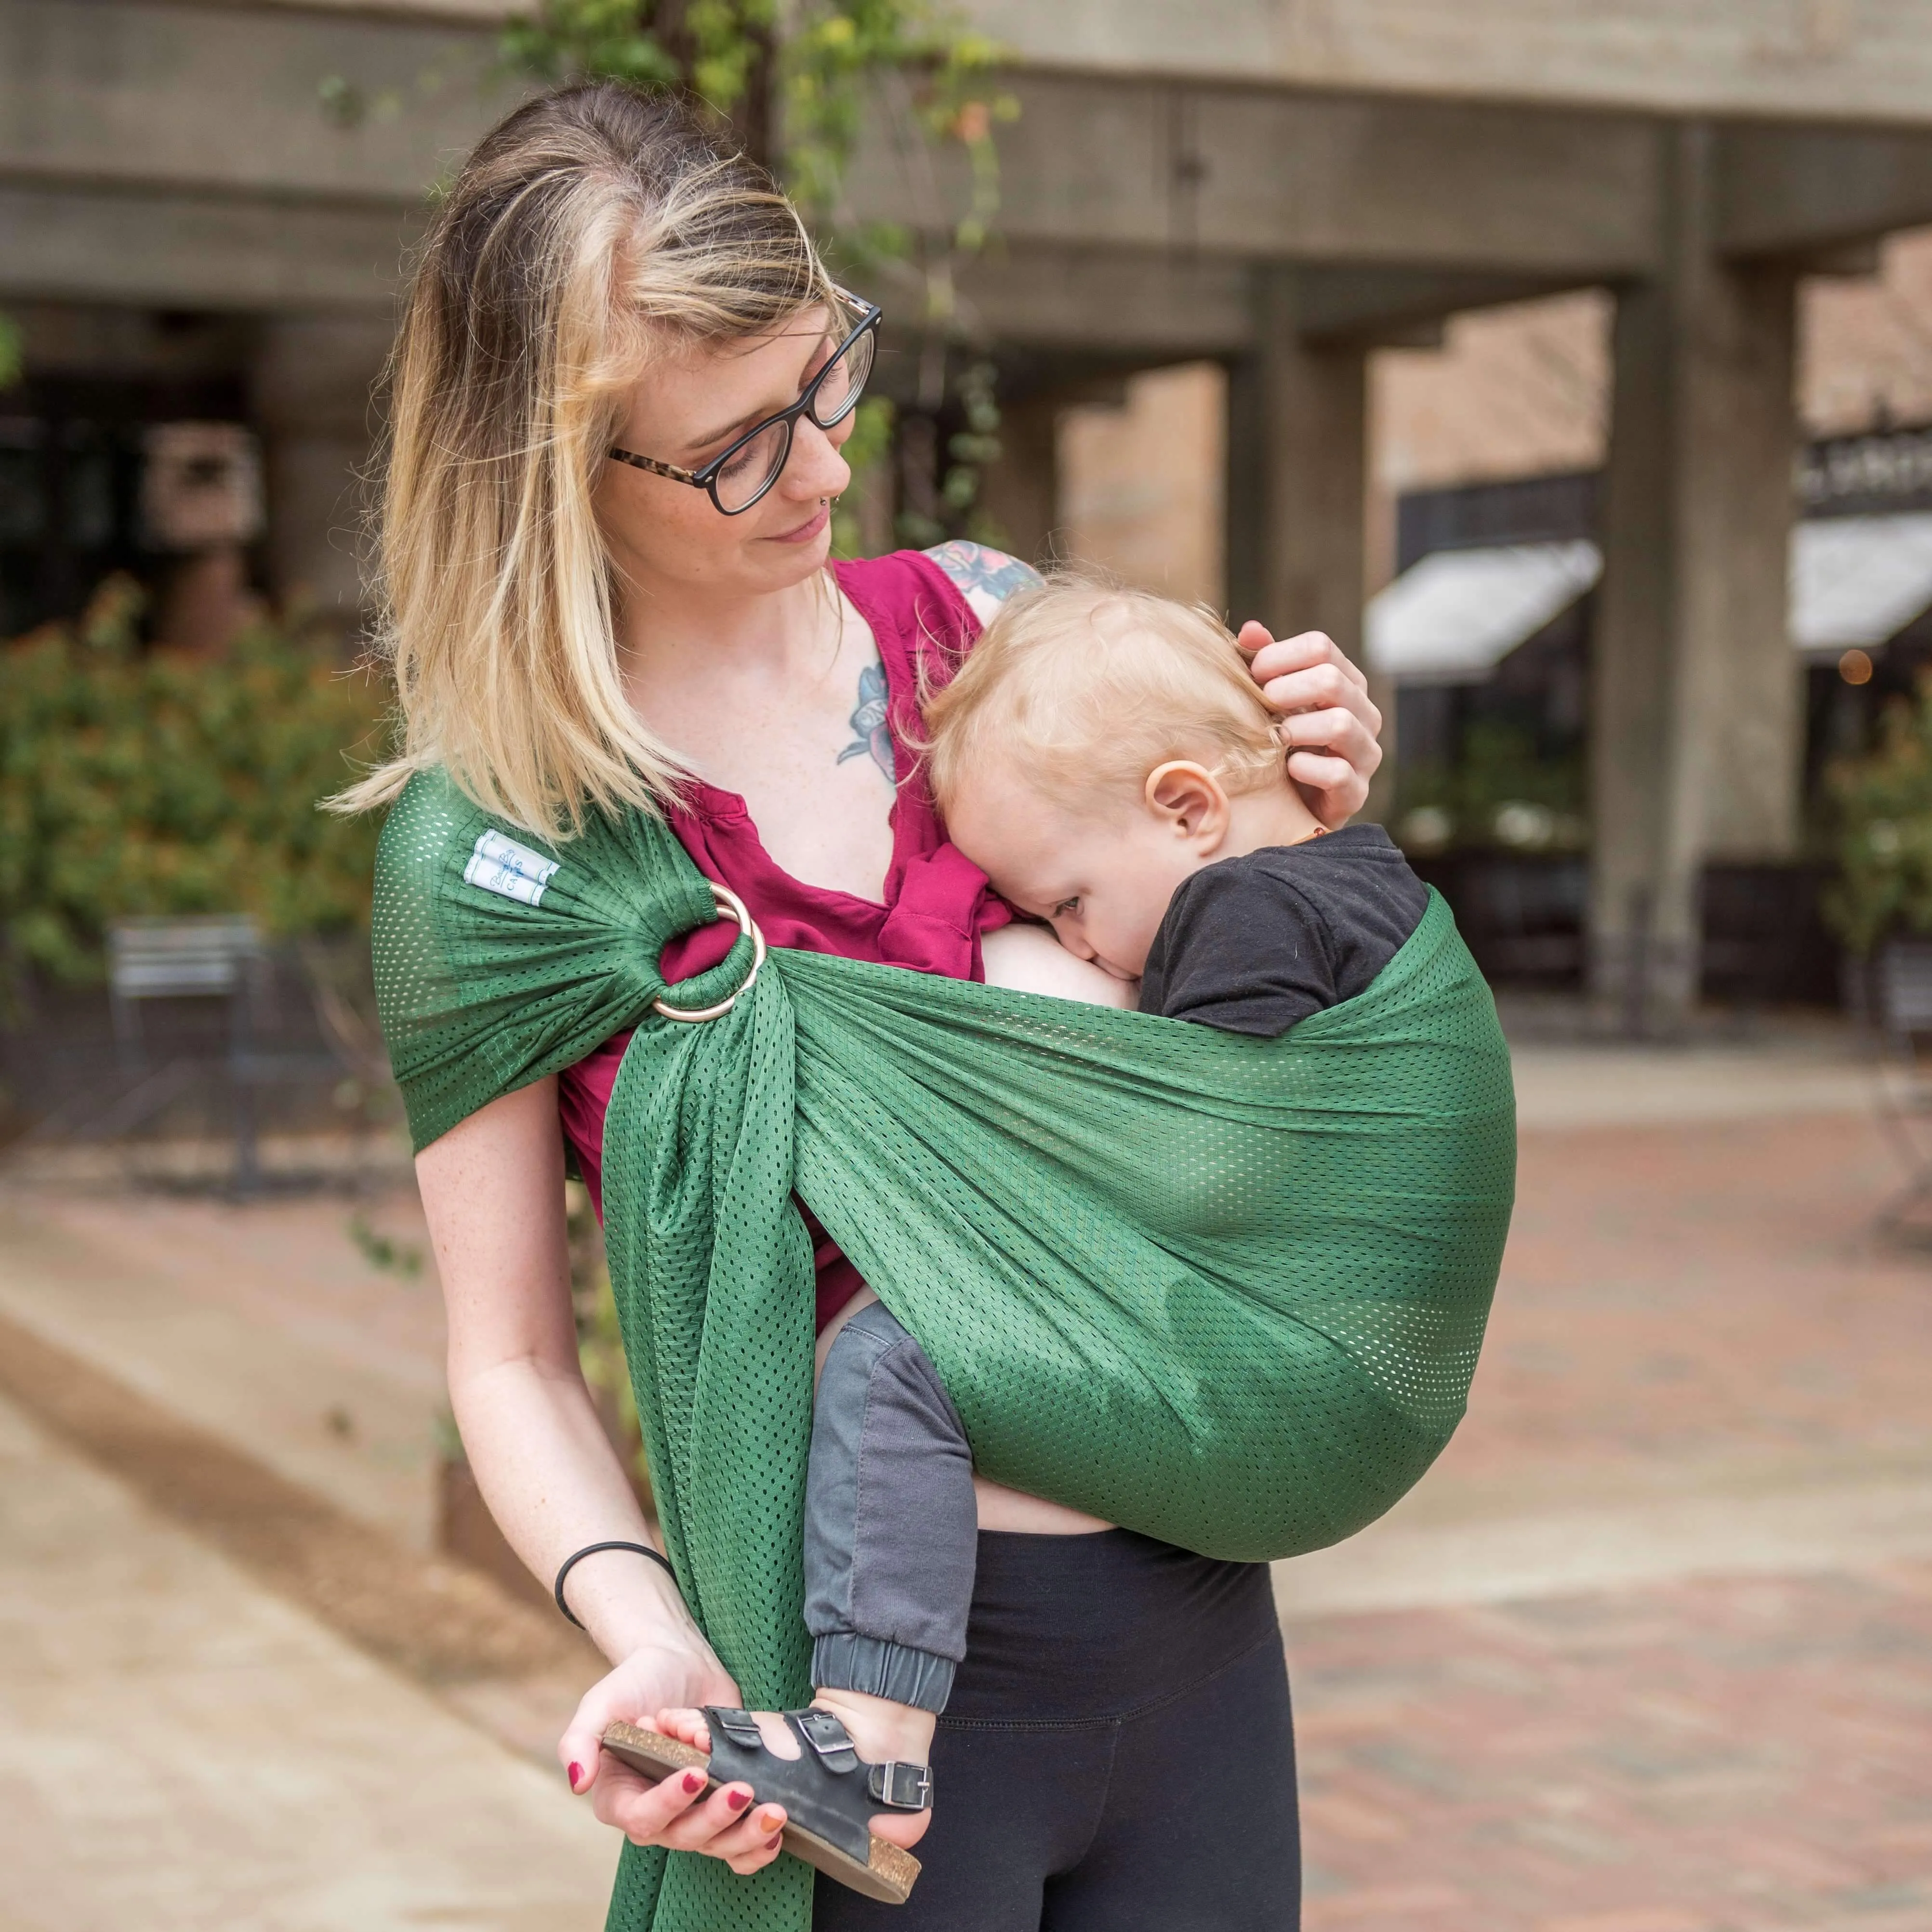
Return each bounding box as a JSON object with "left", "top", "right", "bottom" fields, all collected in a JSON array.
[
  {"left": 0, "top": 578, "right": 389, "bottom": 983},
  {"left": 1823, "top": 675, "right": 1932, "bottom": 956}
]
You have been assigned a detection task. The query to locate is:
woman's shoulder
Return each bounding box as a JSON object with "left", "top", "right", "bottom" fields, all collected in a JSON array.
[
  {"left": 919, "top": 540, "right": 1043, "bottom": 624},
  {"left": 839, "top": 542, "right": 1042, "bottom": 634}
]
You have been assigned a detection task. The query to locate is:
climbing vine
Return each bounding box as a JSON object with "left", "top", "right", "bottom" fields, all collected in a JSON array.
[{"left": 498, "top": 0, "right": 1017, "bottom": 550}]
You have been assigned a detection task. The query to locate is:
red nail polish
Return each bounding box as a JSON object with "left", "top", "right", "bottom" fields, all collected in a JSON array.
[
  {"left": 727, "top": 1788, "right": 750, "bottom": 1811},
  {"left": 682, "top": 1771, "right": 704, "bottom": 1794},
  {"left": 567, "top": 1762, "right": 583, "bottom": 1791},
  {"left": 766, "top": 1835, "right": 781, "bottom": 1851}
]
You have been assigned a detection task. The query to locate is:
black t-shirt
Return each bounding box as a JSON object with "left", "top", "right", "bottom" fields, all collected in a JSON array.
[{"left": 1137, "top": 825, "right": 1429, "bottom": 1038}]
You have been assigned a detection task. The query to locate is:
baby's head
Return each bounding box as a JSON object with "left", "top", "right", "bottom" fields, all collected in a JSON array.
[{"left": 926, "top": 575, "right": 1320, "bottom": 981}]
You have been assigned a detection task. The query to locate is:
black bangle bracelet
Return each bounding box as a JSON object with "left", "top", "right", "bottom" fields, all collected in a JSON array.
[{"left": 553, "top": 1539, "right": 676, "bottom": 1629}]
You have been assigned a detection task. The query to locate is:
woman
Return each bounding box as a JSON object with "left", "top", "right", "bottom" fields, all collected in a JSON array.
[{"left": 355, "top": 81, "right": 1383, "bottom": 1930}]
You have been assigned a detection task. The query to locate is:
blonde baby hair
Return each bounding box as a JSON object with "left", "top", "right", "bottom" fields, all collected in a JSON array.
[{"left": 923, "top": 574, "right": 1289, "bottom": 818}]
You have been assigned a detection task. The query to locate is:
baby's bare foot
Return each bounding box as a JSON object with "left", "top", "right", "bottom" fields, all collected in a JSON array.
[{"left": 810, "top": 1686, "right": 936, "bottom": 1850}]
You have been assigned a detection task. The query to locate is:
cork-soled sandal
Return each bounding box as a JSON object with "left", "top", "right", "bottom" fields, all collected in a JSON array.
[{"left": 601, "top": 1706, "right": 930, "bottom": 1905}]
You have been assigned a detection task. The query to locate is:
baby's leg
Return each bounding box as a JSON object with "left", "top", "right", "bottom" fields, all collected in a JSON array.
[
  {"left": 801, "top": 1296, "right": 977, "bottom": 1848},
  {"left": 655, "top": 1295, "right": 975, "bottom": 1854}
]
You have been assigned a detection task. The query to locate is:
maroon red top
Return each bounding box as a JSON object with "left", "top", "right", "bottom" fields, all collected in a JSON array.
[{"left": 557, "top": 550, "right": 1008, "bottom": 1327}]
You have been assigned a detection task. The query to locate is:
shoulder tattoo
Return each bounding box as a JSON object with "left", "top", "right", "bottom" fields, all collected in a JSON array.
[{"left": 924, "top": 540, "right": 1043, "bottom": 624}]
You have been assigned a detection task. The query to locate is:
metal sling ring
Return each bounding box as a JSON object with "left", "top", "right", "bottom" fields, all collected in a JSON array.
[{"left": 651, "top": 882, "right": 768, "bottom": 1023}]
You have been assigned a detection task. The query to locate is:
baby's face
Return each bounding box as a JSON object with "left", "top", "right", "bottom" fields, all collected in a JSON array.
[{"left": 944, "top": 763, "right": 1198, "bottom": 982}]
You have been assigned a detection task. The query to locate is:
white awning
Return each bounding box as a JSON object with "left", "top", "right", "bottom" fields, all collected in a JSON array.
[
  {"left": 1366, "top": 539, "right": 1602, "bottom": 685},
  {"left": 1369, "top": 514, "right": 1932, "bottom": 685},
  {"left": 1790, "top": 512, "right": 1932, "bottom": 653}
]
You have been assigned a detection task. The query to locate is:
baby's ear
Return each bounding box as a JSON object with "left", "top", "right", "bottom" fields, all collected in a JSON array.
[{"left": 1145, "top": 761, "right": 1230, "bottom": 843}]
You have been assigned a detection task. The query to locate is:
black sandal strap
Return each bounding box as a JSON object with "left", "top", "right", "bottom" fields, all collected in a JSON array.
[{"left": 704, "top": 1706, "right": 764, "bottom": 1750}]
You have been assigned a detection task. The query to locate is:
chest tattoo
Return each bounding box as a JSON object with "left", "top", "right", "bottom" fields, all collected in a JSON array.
[{"left": 836, "top": 659, "right": 895, "bottom": 784}]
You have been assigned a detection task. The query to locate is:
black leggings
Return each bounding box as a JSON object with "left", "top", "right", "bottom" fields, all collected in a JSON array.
[{"left": 813, "top": 1528, "right": 1301, "bottom": 1932}]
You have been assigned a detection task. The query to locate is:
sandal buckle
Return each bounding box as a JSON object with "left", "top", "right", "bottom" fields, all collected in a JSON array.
[
  {"left": 792, "top": 1708, "right": 859, "bottom": 1773},
  {"left": 868, "top": 1761, "right": 934, "bottom": 1811}
]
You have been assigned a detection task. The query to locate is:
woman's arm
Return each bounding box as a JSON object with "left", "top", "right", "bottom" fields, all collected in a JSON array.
[{"left": 416, "top": 1081, "right": 788, "bottom": 1873}]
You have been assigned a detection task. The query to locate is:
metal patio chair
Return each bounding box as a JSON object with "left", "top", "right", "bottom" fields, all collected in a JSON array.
[
  {"left": 108, "top": 915, "right": 272, "bottom": 1190},
  {"left": 13, "top": 915, "right": 298, "bottom": 1192}
]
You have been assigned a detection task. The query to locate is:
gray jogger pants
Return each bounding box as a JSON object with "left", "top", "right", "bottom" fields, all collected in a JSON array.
[{"left": 803, "top": 1300, "right": 978, "bottom": 1714}]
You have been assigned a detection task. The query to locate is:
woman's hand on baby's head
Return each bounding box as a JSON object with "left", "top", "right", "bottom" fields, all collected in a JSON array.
[{"left": 1238, "top": 621, "right": 1383, "bottom": 828}]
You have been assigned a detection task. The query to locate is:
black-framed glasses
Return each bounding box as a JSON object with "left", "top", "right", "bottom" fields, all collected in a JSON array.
[{"left": 609, "top": 289, "right": 881, "bottom": 516}]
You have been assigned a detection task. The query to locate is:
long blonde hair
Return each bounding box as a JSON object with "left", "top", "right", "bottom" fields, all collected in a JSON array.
[{"left": 335, "top": 82, "right": 840, "bottom": 834}]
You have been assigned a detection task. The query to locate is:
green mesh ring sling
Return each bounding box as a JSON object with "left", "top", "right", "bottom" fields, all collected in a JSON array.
[{"left": 372, "top": 766, "right": 1515, "bottom": 1932}]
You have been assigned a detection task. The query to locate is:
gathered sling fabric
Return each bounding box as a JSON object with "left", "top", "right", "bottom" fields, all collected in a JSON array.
[{"left": 373, "top": 768, "right": 1515, "bottom": 1932}]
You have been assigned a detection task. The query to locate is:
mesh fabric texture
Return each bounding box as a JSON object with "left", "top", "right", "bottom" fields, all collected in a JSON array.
[{"left": 372, "top": 769, "right": 1516, "bottom": 1932}]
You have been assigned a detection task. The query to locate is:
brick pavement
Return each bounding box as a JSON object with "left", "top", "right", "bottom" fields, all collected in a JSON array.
[
  {"left": 1448, "top": 1112, "right": 1932, "bottom": 1496},
  {"left": 1292, "top": 1564, "right": 1932, "bottom": 1932},
  {"left": 1285, "top": 1105, "right": 1932, "bottom": 1932}
]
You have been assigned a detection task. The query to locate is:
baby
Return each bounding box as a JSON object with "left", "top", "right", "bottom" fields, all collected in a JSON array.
[{"left": 650, "top": 578, "right": 1429, "bottom": 1892}]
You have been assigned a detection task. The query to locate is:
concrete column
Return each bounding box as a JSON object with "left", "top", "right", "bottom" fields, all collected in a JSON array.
[
  {"left": 1227, "top": 270, "right": 1383, "bottom": 815},
  {"left": 248, "top": 314, "right": 395, "bottom": 638},
  {"left": 976, "top": 389, "right": 1062, "bottom": 568},
  {"left": 1591, "top": 124, "right": 1800, "bottom": 1031},
  {"left": 1222, "top": 349, "right": 1267, "bottom": 629}
]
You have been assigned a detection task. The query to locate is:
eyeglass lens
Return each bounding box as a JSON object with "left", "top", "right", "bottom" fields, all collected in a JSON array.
[{"left": 712, "top": 321, "right": 877, "bottom": 513}]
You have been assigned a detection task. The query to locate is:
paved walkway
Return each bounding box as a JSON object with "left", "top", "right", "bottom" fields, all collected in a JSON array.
[
  {"left": 1290, "top": 1561, "right": 1932, "bottom": 1932},
  {"left": 0, "top": 1185, "right": 446, "bottom": 1551},
  {"left": 0, "top": 1387, "right": 612, "bottom": 1932}
]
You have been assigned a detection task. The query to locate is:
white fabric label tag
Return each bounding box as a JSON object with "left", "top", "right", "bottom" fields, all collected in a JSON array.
[{"left": 463, "top": 828, "right": 560, "bottom": 907}]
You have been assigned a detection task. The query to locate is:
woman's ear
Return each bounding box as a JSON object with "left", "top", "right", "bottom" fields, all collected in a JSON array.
[{"left": 1145, "top": 761, "right": 1231, "bottom": 851}]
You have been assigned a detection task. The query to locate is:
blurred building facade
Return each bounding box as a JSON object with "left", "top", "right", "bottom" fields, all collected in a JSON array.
[{"left": 15, "top": 3, "right": 1932, "bottom": 1018}]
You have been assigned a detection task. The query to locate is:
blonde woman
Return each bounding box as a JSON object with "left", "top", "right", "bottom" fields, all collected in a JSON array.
[{"left": 357, "top": 82, "right": 1383, "bottom": 1930}]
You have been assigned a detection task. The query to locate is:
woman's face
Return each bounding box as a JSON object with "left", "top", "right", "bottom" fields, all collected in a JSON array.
[{"left": 597, "top": 305, "right": 857, "bottom": 599}]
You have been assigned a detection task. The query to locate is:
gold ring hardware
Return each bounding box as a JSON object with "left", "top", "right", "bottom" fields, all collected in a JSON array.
[{"left": 651, "top": 883, "right": 767, "bottom": 1023}]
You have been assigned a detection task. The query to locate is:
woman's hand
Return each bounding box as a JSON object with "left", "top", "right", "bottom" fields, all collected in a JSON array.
[
  {"left": 559, "top": 1644, "right": 790, "bottom": 1875},
  {"left": 1238, "top": 621, "right": 1383, "bottom": 828}
]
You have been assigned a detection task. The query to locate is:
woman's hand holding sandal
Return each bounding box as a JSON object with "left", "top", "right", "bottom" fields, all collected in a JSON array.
[{"left": 559, "top": 1642, "right": 793, "bottom": 1877}]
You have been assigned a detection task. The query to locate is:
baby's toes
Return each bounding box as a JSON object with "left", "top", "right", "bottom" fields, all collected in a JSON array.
[{"left": 653, "top": 1707, "right": 712, "bottom": 1751}]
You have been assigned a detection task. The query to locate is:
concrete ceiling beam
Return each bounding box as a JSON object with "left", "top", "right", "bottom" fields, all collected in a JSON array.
[
  {"left": 1, "top": 3, "right": 1667, "bottom": 278},
  {"left": 935, "top": 246, "right": 1253, "bottom": 360},
  {"left": 0, "top": 180, "right": 417, "bottom": 313},
  {"left": 0, "top": 0, "right": 510, "bottom": 203},
  {"left": 0, "top": 181, "right": 1588, "bottom": 372},
  {"left": 955, "top": 0, "right": 1932, "bottom": 128},
  {"left": 17, "top": 0, "right": 1932, "bottom": 338},
  {"left": 851, "top": 75, "right": 1665, "bottom": 277},
  {"left": 1289, "top": 268, "right": 1579, "bottom": 344},
  {"left": 1716, "top": 124, "right": 1932, "bottom": 260}
]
